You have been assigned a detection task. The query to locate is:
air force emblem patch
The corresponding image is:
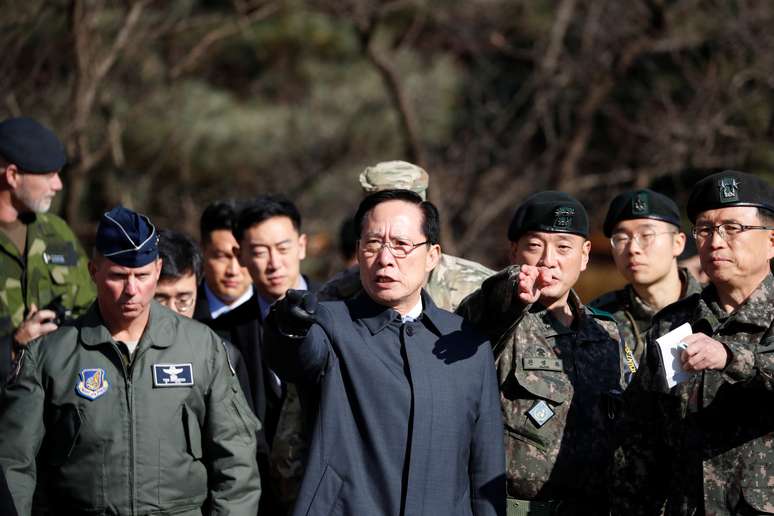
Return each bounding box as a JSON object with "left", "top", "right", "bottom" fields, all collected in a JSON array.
[
  {"left": 153, "top": 363, "right": 194, "bottom": 387},
  {"left": 75, "top": 368, "right": 109, "bottom": 400}
]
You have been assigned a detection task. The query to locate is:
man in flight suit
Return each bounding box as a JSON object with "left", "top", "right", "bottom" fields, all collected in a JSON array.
[{"left": 0, "top": 206, "right": 260, "bottom": 516}]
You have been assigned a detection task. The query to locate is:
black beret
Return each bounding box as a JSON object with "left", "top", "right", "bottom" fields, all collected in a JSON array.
[
  {"left": 0, "top": 117, "right": 67, "bottom": 173},
  {"left": 508, "top": 191, "right": 589, "bottom": 241},
  {"left": 687, "top": 170, "right": 774, "bottom": 223},
  {"left": 603, "top": 189, "right": 681, "bottom": 237},
  {"left": 96, "top": 206, "right": 159, "bottom": 267}
]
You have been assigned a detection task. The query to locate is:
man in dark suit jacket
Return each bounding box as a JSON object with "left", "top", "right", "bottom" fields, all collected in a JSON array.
[
  {"left": 220, "top": 195, "right": 315, "bottom": 515},
  {"left": 266, "top": 189, "right": 506, "bottom": 516},
  {"left": 192, "top": 200, "right": 254, "bottom": 330}
]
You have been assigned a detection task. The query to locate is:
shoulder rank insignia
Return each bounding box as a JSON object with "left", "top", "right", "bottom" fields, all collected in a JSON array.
[
  {"left": 75, "top": 368, "right": 110, "bottom": 400},
  {"left": 153, "top": 363, "right": 194, "bottom": 387},
  {"left": 528, "top": 400, "right": 555, "bottom": 427}
]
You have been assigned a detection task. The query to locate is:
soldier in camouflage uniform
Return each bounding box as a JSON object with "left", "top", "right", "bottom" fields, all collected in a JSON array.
[
  {"left": 271, "top": 160, "right": 495, "bottom": 514},
  {"left": 457, "top": 191, "right": 628, "bottom": 515},
  {"left": 590, "top": 189, "right": 703, "bottom": 372},
  {"left": 612, "top": 171, "right": 774, "bottom": 515},
  {"left": 0, "top": 117, "right": 95, "bottom": 385}
]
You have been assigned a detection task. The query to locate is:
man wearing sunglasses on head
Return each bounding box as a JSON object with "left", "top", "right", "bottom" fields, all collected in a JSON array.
[{"left": 612, "top": 171, "right": 774, "bottom": 515}]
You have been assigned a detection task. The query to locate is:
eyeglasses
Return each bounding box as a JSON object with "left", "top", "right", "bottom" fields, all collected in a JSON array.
[
  {"left": 154, "top": 294, "right": 195, "bottom": 313},
  {"left": 610, "top": 231, "right": 676, "bottom": 251},
  {"left": 692, "top": 223, "right": 774, "bottom": 242},
  {"left": 359, "top": 238, "right": 429, "bottom": 258}
]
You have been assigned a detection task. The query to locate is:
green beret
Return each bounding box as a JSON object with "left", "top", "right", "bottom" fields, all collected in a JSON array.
[
  {"left": 687, "top": 170, "right": 774, "bottom": 223},
  {"left": 0, "top": 117, "right": 67, "bottom": 173},
  {"left": 96, "top": 206, "right": 159, "bottom": 267},
  {"left": 603, "top": 189, "right": 681, "bottom": 237},
  {"left": 508, "top": 191, "right": 589, "bottom": 241}
]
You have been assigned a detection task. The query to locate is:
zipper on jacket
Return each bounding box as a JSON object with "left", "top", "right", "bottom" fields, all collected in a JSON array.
[{"left": 111, "top": 342, "right": 136, "bottom": 515}]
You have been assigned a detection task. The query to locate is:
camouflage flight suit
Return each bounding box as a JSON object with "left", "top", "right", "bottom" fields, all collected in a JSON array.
[
  {"left": 267, "top": 253, "right": 494, "bottom": 514},
  {"left": 0, "top": 213, "right": 95, "bottom": 383},
  {"left": 611, "top": 274, "right": 774, "bottom": 515},
  {"left": 589, "top": 268, "right": 703, "bottom": 367},
  {"left": 457, "top": 265, "right": 627, "bottom": 515}
]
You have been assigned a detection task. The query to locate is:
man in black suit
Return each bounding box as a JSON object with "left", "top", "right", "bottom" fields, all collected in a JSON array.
[
  {"left": 216, "top": 195, "right": 314, "bottom": 515},
  {"left": 192, "top": 200, "right": 254, "bottom": 331}
]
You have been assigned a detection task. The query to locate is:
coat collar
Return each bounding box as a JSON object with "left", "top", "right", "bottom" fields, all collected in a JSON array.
[
  {"left": 346, "top": 289, "right": 456, "bottom": 336},
  {"left": 79, "top": 301, "right": 176, "bottom": 349}
]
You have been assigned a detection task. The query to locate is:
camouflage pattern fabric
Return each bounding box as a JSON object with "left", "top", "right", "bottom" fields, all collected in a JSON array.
[
  {"left": 457, "top": 265, "right": 627, "bottom": 510},
  {"left": 589, "top": 268, "right": 703, "bottom": 366},
  {"left": 0, "top": 213, "right": 95, "bottom": 339},
  {"left": 359, "top": 160, "right": 429, "bottom": 200},
  {"left": 611, "top": 274, "right": 774, "bottom": 515},
  {"left": 319, "top": 253, "right": 495, "bottom": 312}
]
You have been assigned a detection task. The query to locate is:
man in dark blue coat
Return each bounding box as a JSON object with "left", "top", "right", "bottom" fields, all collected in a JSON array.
[{"left": 266, "top": 189, "right": 506, "bottom": 516}]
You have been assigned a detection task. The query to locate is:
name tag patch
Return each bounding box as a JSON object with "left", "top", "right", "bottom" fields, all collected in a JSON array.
[
  {"left": 153, "top": 363, "right": 194, "bottom": 387},
  {"left": 75, "top": 368, "right": 109, "bottom": 400},
  {"left": 523, "top": 357, "right": 563, "bottom": 372}
]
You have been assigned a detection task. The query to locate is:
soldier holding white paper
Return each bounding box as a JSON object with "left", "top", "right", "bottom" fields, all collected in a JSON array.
[{"left": 611, "top": 170, "right": 774, "bottom": 515}]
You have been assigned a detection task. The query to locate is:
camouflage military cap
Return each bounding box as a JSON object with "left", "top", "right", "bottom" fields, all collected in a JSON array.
[
  {"left": 359, "top": 161, "right": 429, "bottom": 200},
  {"left": 603, "top": 188, "right": 681, "bottom": 237},
  {"left": 687, "top": 170, "right": 774, "bottom": 223},
  {"left": 96, "top": 206, "right": 159, "bottom": 267},
  {"left": 508, "top": 191, "right": 589, "bottom": 241},
  {"left": 0, "top": 117, "right": 67, "bottom": 173}
]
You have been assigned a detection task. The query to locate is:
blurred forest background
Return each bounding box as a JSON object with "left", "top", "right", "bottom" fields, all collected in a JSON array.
[{"left": 3, "top": 0, "right": 774, "bottom": 298}]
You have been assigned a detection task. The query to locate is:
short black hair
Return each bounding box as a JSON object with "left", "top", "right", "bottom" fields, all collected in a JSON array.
[
  {"left": 353, "top": 189, "right": 440, "bottom": 246},
  {"left": 235, "top": 194, "right": 302, "bottom": 243},
  {"left": 158, "top": 229, "right": 203, "bottom": 282},
  {"left": 339, "top": 216, "right": 358, "bottom": 261},
  {"left": 200, "top": 200, "right": 240, "bottom": 245}
]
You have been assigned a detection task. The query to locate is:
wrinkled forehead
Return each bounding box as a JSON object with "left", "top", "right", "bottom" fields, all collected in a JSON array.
[
  {"left": 694, "top": 205, "right": 763, "bottom": 224},
  {"left": 361, "top": 201, "right": 425, "bottom": 237}
]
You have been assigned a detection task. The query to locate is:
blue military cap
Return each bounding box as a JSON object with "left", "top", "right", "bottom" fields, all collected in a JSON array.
[
  {"left": 508, "top": 191, "right": 589, "bottom": 241},
  {"left": 96, "top": 206, "right": 159, "bottom": 267},
  {"left": 0, "top": 117, "right": 67, "bottom": 173}
]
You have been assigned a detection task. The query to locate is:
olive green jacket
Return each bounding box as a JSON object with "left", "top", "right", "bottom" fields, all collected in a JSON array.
[
  {"left": 0, "top": 301, "right": 261, "bottom": 516},
  {"left": 0, "top": 213, "right": 96, "bottom": 382}
]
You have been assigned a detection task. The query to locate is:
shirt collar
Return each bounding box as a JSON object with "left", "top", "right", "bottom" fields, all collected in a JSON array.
[
  {"left": 349, "top": 289, "right": 453, "bottom": 336},
  {"left": 401, "top": 298, "right": 423, "bottom": 323},
  {"left": 257, "top": 275, "right": 308, "bottom": 321},
  {"left": 204, "top": 282, "right": 254, "bottom": 320}
]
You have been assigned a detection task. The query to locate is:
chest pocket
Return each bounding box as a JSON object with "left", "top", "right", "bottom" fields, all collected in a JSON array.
[{"left": 514, "top": 356, "right": 570, "bottom": 405}]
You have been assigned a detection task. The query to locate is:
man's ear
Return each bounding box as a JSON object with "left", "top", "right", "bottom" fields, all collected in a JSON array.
[
  {"left": 424, "top": 243, "right": 441, "bottom": 272},
  {"left": 298, "top": 233, "right": 307, "bottom": 261},
  {"left": 2, "top": 163, "right": 21, "bottom": 189}
]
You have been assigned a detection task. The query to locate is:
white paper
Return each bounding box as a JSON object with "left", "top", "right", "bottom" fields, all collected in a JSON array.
[{"left": 656, "top": 322, "right": 693, "bottom": 388}]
